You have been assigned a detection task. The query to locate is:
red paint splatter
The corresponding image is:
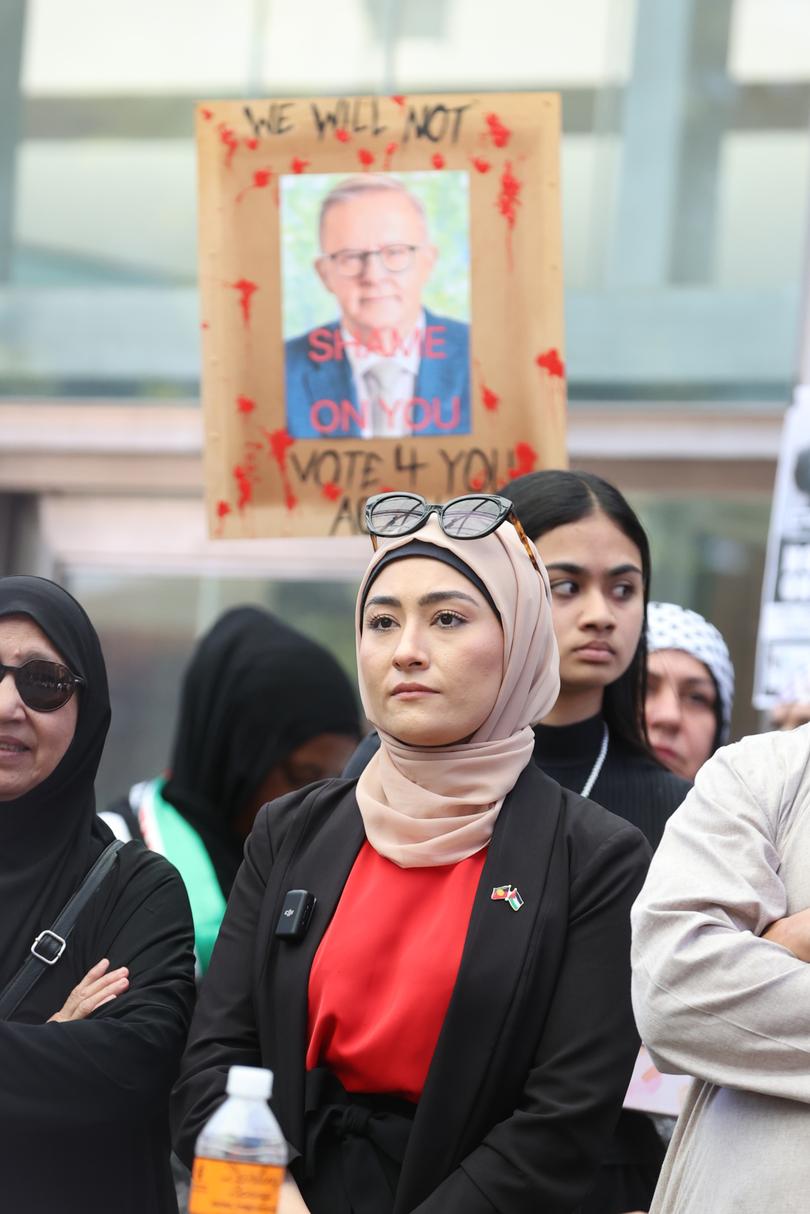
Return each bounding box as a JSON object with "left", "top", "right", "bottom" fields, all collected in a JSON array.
[
  {"left": 481, "top": 383, "right": 500, "bottom": 412},
  {"left": 485, "top": 112, "right": 511, "bottom": 148},
  {"left": 265, "top": 427, "right": 298, "bottom": 511},
  {"left": 267, "top": 427, "right": 294, "bottom": 464},
  {"left": 201, "top": 108, "right": 214, "bottom": 121},
  {"left": 231, "top": 279, "right": 259, "bottom": 328},
  {"left": 535, "top": 348, "right": 565, "bottom": 378},
  {"left": 383, "top": 141, "right": 399, "bottom": 170},
  {"left": 391, "top": 95, "right": 406, "bottom": 107},
  {"left": 322, "top": 482, "right": 342, "bottom": 502},
  {"left": 335, "top": 128, "right": 351, "bottom": 143},
  {"left": 245, "top": 137, "right": 259, "bottom": 150},
  {"left": 497, "top": 162, "right": 522, "bottom": 266},
  {"left": 471, "top": 156, "right": 491, "bottom": 174},
  {"left": 236, "top": 395, "right": 256, "bottom": 415},
  {"left": 509, "top": 441, "right": 538, "bottom": 479},
  {"left": 431, "top": 152, "right": 446, "bottom": 170},
  {"left": 201, "top": 321, "right": 210, "bottom": 330},
  {"left": 236, "top": 168, "right": 273, "bottom": 204},
  {"left": 233, "top": 465, "right": 253, "bottom": 510},
  {"left": 469, "top": 474, "right": 487, "bottom": 492},
  {"left": 358, "top": 148, "right": 375, "bottom": 168},
  {"left": 498, "top": 162, "right": 522, "bottom": 229},
  {"left": 379, "top": 485, "right": 395, "bottom": 493},
  {"left": 218, "top": 123, "right": 239, "bottom": 169},
  {"left": 216, "top": 499, "right": 231, "bottom": 518},
  {"left": 290, "top": 157, "right": 309, "bottom": 174}
]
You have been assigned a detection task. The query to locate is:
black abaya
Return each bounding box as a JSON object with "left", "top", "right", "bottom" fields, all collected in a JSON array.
[{"left": 0, "top": 577, "right": 195, "bottom": 1214}]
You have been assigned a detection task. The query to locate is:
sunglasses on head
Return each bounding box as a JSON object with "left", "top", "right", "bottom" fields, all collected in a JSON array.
[
  {"left": 0, "top": 659, "right": 85, "bottom": 712},
  {"left": 364, "top": 492, "right": 542, "bottom": 574}
]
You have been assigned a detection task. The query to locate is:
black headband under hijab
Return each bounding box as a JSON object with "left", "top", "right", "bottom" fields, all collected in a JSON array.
[
  {"left": 359, "top": 541, "right": 500, "bottom": 624},
  {"left": 162, "top": 606, "right": 360, "bottom": 897},
  {"left": 0, "top": 576, "right": 113, "bottom": 989}
]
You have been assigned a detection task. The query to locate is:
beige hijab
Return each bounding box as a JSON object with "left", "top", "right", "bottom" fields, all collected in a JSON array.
[{"left": 355, "top": 516, "right": 560, "bottom": 867}]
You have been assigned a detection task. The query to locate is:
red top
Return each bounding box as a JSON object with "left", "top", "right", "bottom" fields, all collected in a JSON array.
[{"left": 306, "top": 840, "right": 487, "bottom": 1102}]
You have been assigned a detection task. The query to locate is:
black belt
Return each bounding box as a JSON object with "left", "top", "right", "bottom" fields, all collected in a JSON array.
[{"left": 297, "top": 1067, "right": 415, "bottom": 1214}]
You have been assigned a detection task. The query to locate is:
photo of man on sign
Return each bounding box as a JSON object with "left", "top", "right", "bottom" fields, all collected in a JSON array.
[{"left": 282, "top": 171, "right": 471, "bottom": 440}]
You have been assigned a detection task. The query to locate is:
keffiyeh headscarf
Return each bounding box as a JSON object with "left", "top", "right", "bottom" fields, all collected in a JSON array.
[{"left": 647, "top": 601, "right": 734, "bottom": 744}]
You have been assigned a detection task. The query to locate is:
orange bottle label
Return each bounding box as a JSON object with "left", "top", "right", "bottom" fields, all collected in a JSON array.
[{"left": 188, "top": 1158, "right": 285, "bottom": 1214}]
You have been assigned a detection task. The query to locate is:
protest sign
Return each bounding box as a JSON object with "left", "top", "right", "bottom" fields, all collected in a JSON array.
[
  {"left": 754, "top": 388, "right": 810, "bottom": 707},
  {"left": 196, "top": 92, "right": 566, "bottom": 537}
]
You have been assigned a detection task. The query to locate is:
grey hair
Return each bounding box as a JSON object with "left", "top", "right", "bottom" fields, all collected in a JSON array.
[{"left": 318, "top": 174, "right": 428, "bottom": 247}]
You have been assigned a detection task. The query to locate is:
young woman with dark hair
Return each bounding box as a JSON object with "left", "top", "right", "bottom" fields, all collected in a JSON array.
[
  {"left": 501, "top": 470, "right": 690, "bottom": 1214},
  {"left": 503, "top": 470, "right": 688, "bottom": 851}
]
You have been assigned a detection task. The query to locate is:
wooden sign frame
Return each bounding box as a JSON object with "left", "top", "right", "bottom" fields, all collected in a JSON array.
[{"left": 196, "top": 91, "right": 567, "bottom": 537}]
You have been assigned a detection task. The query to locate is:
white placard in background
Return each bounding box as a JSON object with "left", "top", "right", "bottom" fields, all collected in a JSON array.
[
  {"left": 623, "top": 1046, "right": 692, "bottom": 1117},
  {"left": 753, "top": 388, "right": 810, "bottom": 708}
]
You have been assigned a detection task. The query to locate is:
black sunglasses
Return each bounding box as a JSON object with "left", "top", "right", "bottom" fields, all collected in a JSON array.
[
  {"left": 364, "top": 492, "right": 542, "bottom": 574},
  {"left": 0, "top": 659, "right": 85, "bottom": 712}
]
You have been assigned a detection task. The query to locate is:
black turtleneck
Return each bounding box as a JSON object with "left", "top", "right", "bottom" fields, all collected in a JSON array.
[{"left": 533, "top": 713, "right": 691, "bottom": 851}]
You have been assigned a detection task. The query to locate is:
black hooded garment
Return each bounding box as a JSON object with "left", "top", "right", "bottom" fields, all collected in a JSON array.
[
  {"left": 0, "top": 576, "right": 195, "bottom": 1214},
  {"left": 161, "top": 606, "right": 360, "bottom": 896}
]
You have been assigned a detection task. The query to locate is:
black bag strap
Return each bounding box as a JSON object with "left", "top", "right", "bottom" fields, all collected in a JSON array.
[{"left": 0, "top": 838, "right": 126, "bottom": 1022}]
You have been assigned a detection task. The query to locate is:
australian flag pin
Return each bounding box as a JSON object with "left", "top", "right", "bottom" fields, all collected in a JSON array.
[{"left": 491, "top": 884, "right": 524, "bottom": 912}]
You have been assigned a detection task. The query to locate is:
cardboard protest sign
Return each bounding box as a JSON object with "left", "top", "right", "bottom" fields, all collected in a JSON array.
[
  {"left": 754, "top": 387, "right": 810, "bottom": 706},
  {"left": 196, "top": 92, "right": 566, "bottom": 537}
]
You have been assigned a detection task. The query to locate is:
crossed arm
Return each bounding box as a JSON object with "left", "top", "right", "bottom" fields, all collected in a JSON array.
[{"left": 632, "top": 730, "right": 810, "bottom": 1103}]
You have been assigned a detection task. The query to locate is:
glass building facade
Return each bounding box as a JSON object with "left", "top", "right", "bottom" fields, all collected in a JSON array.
[{"left": 1, "top": 0, "right": 809, "bottom": 797}]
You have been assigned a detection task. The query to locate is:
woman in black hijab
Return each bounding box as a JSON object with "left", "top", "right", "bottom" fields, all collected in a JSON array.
[
  {"left": 0, "top": 576, "right": 195, "bottom": 1214},
  {"left": 103, "top": 607, "right": 360, "bottom": 970}
]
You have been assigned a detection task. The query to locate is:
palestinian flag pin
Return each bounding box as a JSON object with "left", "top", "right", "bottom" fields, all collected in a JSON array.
[{"left": 491, "top": 884, "right": 524, "bottom": 912}]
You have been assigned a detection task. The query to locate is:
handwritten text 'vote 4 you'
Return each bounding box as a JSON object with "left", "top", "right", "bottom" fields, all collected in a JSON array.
[{"left": 290, "top": 446, "right": 525, "bottom": 535}]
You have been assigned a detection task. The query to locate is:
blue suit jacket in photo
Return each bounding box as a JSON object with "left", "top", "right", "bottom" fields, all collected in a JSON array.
[{"left": 284, "top": 308, "right": 470, "bottom": 440}]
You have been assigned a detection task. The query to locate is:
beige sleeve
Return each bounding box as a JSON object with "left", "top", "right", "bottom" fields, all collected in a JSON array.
[{"left": 631, "top": 729, "right": 810, "bottom": 1104}]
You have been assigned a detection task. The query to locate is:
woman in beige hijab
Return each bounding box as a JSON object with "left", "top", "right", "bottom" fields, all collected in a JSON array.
[{"left": 173, "top": 493, "right": 650, "bottom": 1214}]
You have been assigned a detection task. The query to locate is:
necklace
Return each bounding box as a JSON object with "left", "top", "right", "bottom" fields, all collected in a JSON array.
[{"left": 580, "top": 723, "right": 609, "bottom": 798}]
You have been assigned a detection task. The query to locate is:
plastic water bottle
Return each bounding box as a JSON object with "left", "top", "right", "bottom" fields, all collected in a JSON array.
[{"left": 188, "top": 1065, "right": 288, "bottom": 1214}]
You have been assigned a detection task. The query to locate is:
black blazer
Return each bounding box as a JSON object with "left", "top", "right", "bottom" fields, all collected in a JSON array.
[{"left": 171, "top": 763, "right": 650, "bottom": 1214}]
